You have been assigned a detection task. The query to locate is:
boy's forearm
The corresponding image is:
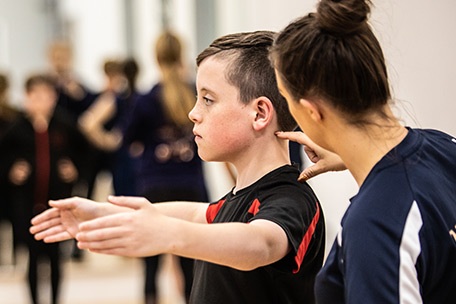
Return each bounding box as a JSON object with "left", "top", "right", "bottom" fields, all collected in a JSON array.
[
  {"left": 164, "top": 218, "right": 288, "bottom": 271},
  {"left": 154, "top": 201, "right": 208, "bottom": 223}
]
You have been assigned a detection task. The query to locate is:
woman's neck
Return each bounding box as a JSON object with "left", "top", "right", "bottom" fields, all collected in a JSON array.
[{"left": 330, "top": 108, "right": 408, "bottom": 187}]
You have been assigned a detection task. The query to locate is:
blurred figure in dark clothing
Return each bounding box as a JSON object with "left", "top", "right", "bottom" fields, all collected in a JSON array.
[{"left": 0, "top": 73, "right": 89, "bottom": 304}]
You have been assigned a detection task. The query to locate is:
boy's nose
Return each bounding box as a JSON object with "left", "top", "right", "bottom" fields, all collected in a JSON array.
[{"left": 188, "top": 105, "right": 198, "bottom": 123}]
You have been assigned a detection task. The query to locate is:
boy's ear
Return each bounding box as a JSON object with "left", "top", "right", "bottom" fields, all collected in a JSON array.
[
  {"left": 299, "top": 98, "right": 322, "bottom": 122},
  {"left": 252, "top": 97, "right": 274, "bottom": 131}
]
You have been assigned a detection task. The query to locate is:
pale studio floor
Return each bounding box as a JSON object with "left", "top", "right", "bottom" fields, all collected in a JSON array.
[{"left": 0, "top": 172, "right": 185, "bottom": 304}]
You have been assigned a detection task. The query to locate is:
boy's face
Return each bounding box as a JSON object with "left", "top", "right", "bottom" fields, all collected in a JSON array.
[
  {"left": 24, "top": 83, "right": 57, "bottom": 117},
  {"left": 189, "top": 57, "right": 255, "bottom": 163}
]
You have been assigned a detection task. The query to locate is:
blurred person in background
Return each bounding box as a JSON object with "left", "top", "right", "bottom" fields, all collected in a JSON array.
[
  {"left": 47, "top": 41, "right": 101, "bottom": 261},
  {"left": 0, "top": 73, "right": 20, "bottom": 137},
  {"left": 122, "top": 30, "right": 209, "bottom": 304},
  {"left": 0, "top": 73, "right": 89, "bottom": 304},
  {"left": 78, "top": 58, "right": 140, "bottom": 197},
  {"left": 0, "top": 73, "right": 20, "bottom": 265},
  {"left": 77, "top": 59, "right": 124, "bottom": 196},
  {"left": 47, "top": 41, "right": 97, "bottom": 122}
]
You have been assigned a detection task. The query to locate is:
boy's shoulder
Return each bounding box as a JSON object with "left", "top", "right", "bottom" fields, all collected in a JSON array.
[
  {"left": 210, "top": 164, "right": 319, "bottom": 220},
  {"left": 253, "top": 164, "right": 316, "bottom": 197},
  {"left": 229, "top": 164, "right": 319, "bottom": 211}
]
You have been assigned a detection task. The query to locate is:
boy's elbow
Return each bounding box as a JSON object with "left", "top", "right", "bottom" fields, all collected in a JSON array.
[{"left": 235, "top": 244, "right": 286, "bottom": 271}]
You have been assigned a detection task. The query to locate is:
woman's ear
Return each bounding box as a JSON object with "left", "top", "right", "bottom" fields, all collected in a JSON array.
[
  {"left": 252, "top": 97, "right": 274, "bottom": 131},
  {"left": 299, "top": 98, "right": 323, "bottom": 122}
]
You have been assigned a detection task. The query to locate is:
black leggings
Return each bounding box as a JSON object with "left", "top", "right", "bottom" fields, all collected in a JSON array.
[{"left": 27, "top": 241, "right": 61, "bottom": 304}]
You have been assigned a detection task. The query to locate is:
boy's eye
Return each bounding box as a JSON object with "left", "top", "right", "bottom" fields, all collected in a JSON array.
[{"left": 203, "top": 97, "right": 213, "bottom": 105}]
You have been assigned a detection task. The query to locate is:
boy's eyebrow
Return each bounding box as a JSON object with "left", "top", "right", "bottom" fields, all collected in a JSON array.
[{"left": 199, "top": 87, "right": 218, "bottom": 97}]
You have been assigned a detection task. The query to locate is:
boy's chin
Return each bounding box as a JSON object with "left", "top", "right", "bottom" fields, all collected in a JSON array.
[{"left": 197, "top": 151, "right": 219, "bottom": 163}]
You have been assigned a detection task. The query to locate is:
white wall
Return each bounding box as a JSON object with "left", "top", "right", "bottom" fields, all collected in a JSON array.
[
  {"left": 59, "top": 0, "right": 128, "bottom": 92},
  {"left": 374, "top": 0, "right": 456, "bottom": 135},
  {"left": 0, "top": 0, "right": 50, "bottom": 105},
  {"left": 128, "top": 0, "right": 163, "bottom": 91}
]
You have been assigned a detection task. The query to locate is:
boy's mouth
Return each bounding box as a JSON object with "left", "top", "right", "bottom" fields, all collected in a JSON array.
[{"left": 193, "top": 130, "right": 202, "bottom": 138}]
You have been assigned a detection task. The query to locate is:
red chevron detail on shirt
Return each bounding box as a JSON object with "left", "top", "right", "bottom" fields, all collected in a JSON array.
[
  {"left": 293, "top": 202, "right": 320, "bottom": 274},
  {"left": 248, "top": 198, "right": 261, "bottom": 215},
  {"left": 206, "top": 199, "right": 226, "bottom": 223}
]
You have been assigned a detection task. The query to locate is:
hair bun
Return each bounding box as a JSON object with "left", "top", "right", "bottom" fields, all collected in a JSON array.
[{"left": 316, "top": 0, "right": 371, "bottom": 36}]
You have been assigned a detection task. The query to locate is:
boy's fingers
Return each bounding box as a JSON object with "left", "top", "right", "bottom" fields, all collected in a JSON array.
[
  {"left": 48, "top": 196, "right": 82, "bottom": 208},
  {"left": 43, "top": 232, "right": 72, "bottom": 243},
  {"left": 78, "top": 213, "right": 125, "bottom": 232},
  {"left": 107, "top": 195, "right": 149, "bottom": 210},
  {"left": 76, "top": 227, "right": 125, "bottom": 246},
  {"left": 30, "top": 208, "right": 59, "bottom": 225},
  {"left": 30, "top": 217, "right": 62, "bottom": 234},
  {"left": 35, "top": 226, "right": 70, "bottom": 242}
]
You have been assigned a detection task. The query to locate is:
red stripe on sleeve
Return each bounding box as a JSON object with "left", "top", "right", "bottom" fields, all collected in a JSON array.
[
  {"left": 293, "top": 202, "right": 320, "bottom": 274},
  {"left": 206, "top": 199, "right": 226, "bottom": 223},
  {"left": 248, "top": 198, "right": 261, "bottom": 216}
]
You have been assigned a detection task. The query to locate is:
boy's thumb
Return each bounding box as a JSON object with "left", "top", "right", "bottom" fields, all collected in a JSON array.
[{"left": 107, "top": 195, "right": 147, "bottom": 210}]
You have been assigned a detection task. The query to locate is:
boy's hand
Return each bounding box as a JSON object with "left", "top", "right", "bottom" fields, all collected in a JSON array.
[
  {"left": 276, "top": 131, "right": 346, "bottom": 181},
  {"left": 76, "top": 196, "right": 166, "bottom": 257},
  {"left": 30, "top": 197, "right": 103, "bottom": 243}
]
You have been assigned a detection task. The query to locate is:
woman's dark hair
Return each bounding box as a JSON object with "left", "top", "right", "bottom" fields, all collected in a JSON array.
[{"left": 270, "top": 0, "right": 390, "bottom": 124}]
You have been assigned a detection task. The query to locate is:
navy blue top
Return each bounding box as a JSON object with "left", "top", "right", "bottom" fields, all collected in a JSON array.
[
  {"left": 123, "top": 83, "right": 207, "bottom": 198},
  {"left": 315, "top": 128, "right": 456, "bottom": 303}
]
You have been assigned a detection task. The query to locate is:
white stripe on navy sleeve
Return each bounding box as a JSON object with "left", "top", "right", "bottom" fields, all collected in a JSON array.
[{"left": 399, "top": 201, "right": 423, "bottom": 304}]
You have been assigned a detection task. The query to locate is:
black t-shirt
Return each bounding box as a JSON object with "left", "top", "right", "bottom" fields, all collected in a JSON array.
[{"left": 190, "top": 165, "right": 325, "bottom": 304}]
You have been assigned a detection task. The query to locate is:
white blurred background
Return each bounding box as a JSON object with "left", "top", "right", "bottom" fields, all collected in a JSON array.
[{"left": 0, "top": 0, "right": 455, "bottom": 302}]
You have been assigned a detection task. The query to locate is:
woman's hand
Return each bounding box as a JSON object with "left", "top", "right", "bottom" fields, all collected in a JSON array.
[{"left": 276, "top": 131, "right": 346, "bottom": 181}]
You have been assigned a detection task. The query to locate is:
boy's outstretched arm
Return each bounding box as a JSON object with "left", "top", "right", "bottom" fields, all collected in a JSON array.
[
  {"left": 76, "top": 197, "right": 289, "bottom": 271},
  {"left": 30, "top": 196, "right": 209, "bottom": 243}
]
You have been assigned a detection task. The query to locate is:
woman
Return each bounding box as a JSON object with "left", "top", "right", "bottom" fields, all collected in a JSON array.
[
  {"left": 124, "top": 30, "right": 209, "bottom": 304},
  {"left": 271, "top": 0, "right": 456, "bottom": 303}
]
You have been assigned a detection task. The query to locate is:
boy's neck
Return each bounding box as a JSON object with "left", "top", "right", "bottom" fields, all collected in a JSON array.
[{"left": 232, "top": 136, "right": 290, "bottom": 193}]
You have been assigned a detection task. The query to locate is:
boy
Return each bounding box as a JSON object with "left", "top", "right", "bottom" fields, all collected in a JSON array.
[{"left": 30, "top": 31, "right": 325, "bottom": 303}]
